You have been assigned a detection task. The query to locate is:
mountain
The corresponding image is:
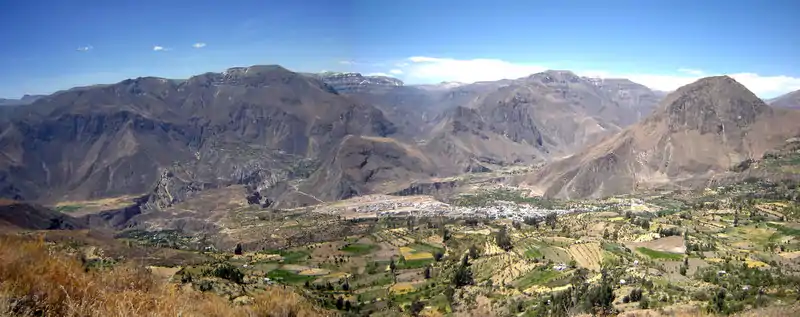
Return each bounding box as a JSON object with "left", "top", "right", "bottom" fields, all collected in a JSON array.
[
  {"left": 414, "top": 81, "right": 467, "bottom": 91},
  {"left": 418, "top": 71, "right": 663, "bottom": 168},
  {"left": 310, "top": 72, "right": 403, "bottom": 93},
  {"left": 769, "top": 90, "right": 800, "bottom": 109},
  {"left": 421, "top": 106, "right": 547, "bottom": 174},
  {"left": 0, "top": 94, "right": 44, "bottom": 106},
  {"left": 0, "top": 65, "right": 415, "bottom": 208},
  {"left": 0, "top": 64, "right": 667, "bottom": 212},
  {"left": 315, "top": 69, "right": 665, "bottom": 174},
  {"left": 522, "top": 76, "right": 800, "bottom": 199},
  {"left": 0, "top": 200, "right": 86, "bottom": 230}
]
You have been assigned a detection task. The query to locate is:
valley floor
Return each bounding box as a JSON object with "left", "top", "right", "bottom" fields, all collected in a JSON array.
[{"left": 4, "top": 178, "right": 800, "bottom": 316}]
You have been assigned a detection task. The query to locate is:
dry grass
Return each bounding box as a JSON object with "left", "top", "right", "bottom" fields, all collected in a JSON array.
[{"left": 0, "top": 234, "right": 333, "bottom": 317}]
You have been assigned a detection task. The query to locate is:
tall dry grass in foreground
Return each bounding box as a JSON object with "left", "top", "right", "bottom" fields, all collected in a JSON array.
[{"left": 0, "top": 235, "right": 331, "bottom": 317}]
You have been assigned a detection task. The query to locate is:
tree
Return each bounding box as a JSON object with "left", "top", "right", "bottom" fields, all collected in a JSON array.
[
  {"left": 545, "top": 213, "right": 558, "bottom": 229},
  {"left": 410, "top": 300, "right": 426, "bottom": 316},
  {"left": 442, "top": 228, "right": 451, "bottom": 242},
  {"left": 341, "top": 281, "right": 350, "bottom": 291},
  {"left": 389, "top": 257, "right": 397, "bottom": 273},
  {"left": 234, "top": 243, "right": 243, "bottom": 255},
  {"left": 568, "top": 259, "right": 578, "bottom": 269},
  {"left": 629, "top": 288, "right": 643, "bottom": 302},
  {"left": 336, "top": 297, "right": 345, "bottom": 310},
  {"left": 639, "top": 296, "right": 650, "bottom": 309},
  {"left": 344, "top": 300, "right": 352, "bottom": 311},
  {"left": 452, "top": 256, "right": 474, "bottom": 287},
  {"left": 585, "top": 282, "right": 616, "bottom": 315},
  {"left": 424, "top": 266, "right": 432, "bottom": 279},
  {"left": 496, "top": 225, "right": 513, "bottom": 251},
  {"left": 602, "top": 229, "right": 610, "bottom": 239},
  {"left": 680, "top": 265, "right": 688, "bottom": 276},
  {"left": 709, "top": 289, "right": 726, "bottom": 314},
  {"left": 524, "top": 216, "right": 540, "bottom": 228},
  {"left": 434, "top": 251, "right": 444, "bottom": 262},
  {"left": 469, "top": 244, "right": 480, "bottom": 259}
]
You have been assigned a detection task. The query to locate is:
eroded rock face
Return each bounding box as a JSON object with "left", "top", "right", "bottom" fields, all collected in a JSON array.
[
  {"left": 312, "top": 72, "right": 403, "bottom": 93},
  {"left": 525, "top": 76, "right": 800, "bottom": 199},
  {"left": 0, "top": 65, "right": 397, "bottom": 206},
  {"left": 0, "top": 65, "right": 672, "bottom": 212}
]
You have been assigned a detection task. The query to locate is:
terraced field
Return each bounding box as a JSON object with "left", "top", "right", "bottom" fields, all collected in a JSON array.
[{"left": 567, "top": 242, "right": 604, "bottom": 271}]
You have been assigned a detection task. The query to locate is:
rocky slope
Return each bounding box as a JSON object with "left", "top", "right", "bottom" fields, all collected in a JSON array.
[
  {"left": 0, "top": 65, "right": 666, "bottom": 212},
  {"left": 0, "top": 94, "right": 44, "bottom": 106},
  {"left": 522, "top": 76, "right": 800, "bottom": 199},
  {"left": 0, "top": 200, "right": 86, "bottom": 230},
  {"left": 310, "top": 72, "right": 403, "bottom": 93},
  {"left": 770, "top": 90, "right": 800, "bottom": 109},
  {"left": 0, "top": 65, "right": 410, "bottom": 208}
]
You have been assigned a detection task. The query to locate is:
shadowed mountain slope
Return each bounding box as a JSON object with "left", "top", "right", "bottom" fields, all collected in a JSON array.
[{"left": 0, "top": 65, "right": 403, "bottom": 207}]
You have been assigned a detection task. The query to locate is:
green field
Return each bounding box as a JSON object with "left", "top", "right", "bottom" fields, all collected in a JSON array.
[
  {"left": 523, "top": 247, "right": 543, "bottom": 259},
  {"left": 766, "top": 223, "right": 800, "bottom": 237},
  {"left": 514, "top": 268, "right": 562, "bottom": 290},
  {"left": 55, "top": 205, "right": 82, "bottom": 213},
  {"left": 636, "top": 247, "right": 683, "bottom": 260},
  {"left": 266, "top": 269, "right": 315, "bottom": 284},
  {"left": 340, "top": 243, "right": 378, "bottom": 255},
  {"left": 261, "top": 250, "right": 310, "bottom": 264},
  {"left": 398, "top": 258, "right": 434, "bottom": 269}
]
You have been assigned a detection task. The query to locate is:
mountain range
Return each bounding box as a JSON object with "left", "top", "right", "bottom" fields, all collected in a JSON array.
[
  {"left": 521, "top": 76, "right": 800, "bottom": 198},
  {"left": 2, "top": 65, "right": 798, "bottom": 218}
]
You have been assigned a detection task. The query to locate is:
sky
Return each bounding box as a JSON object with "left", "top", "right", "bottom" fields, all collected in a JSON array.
[{"left": 1, "top": 0, "right": 799, "bottom": 99}]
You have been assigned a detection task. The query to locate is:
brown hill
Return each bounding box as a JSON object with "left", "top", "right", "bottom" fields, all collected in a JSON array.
[
  {"left": 0, "top": 200, "right": 86, "bottom": 230},
  {"left": 0, "top": 65, "right": 398, "bottom": 207},
  {"left": 0, "top": 65, "right": 664, "bottom": 210},
  {"left": 523, "top": 76, "right": 800, "bottom": 199},
  {"left": 770, "top": 90, "right": 800, "bottom": 109},
  {"left": 421, "top": 106, "right": 547, "bottom": 174},
  {"left": 268, "top": 135, "right": 438, "bottom": 207},
  {"left": 411, "top": 71, "right": 661, "bottom": 173}
]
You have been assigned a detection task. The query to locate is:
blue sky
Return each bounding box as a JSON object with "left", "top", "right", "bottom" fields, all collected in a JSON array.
[{"left": 1, "top": 0, "right": 799, "bottom": 98}]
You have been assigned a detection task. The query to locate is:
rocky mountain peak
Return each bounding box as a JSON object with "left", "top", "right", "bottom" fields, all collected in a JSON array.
[
  {"left": 653, "top": 75, "right": 771, "bottom": 134},
  {"left": 528, "top": 70, "right": 582, "bottom": 84},
  {"left": 312, "top": 72, "right": 403, "bottom": 93}
]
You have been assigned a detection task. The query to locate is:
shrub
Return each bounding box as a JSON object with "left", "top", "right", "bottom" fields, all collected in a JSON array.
[
  {"left": 0, "top": 235, "right": 328, "bottom": 317},
  {"left": 207, "top": 263, "right": 244, "bottom": 284}
]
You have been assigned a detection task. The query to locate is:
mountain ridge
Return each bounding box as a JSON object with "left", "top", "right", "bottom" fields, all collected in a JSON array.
[{"left": 521, "top": 76, "right": 800, "bottom": 199}]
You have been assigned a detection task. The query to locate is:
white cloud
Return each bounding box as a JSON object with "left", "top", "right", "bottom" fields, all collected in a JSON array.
[
  {"left": 678, "top": 68, "right": 705, "bottom": 76},
  {"left": 153, "top": 46, "right": 165, "bottom": 51},
  {"left": 395, "top": 56, "right": 800, "bottom": 98},
  {"left": 76, "top": 45, "right": 93, "bottom": 52},
  {"left": 403, "top": 56, "right": 547, "bottom": 84},
  {"left": 603, "top": 72, "right": 800, "bottom": 98},
  {"left": 192, "top": 42, "right": 206, "bottom": 48},
  {"left": 339, "top": 60, "right": 355, "bottom": 65},
  {"left": 389, "top": 69, "right": 403, "bottom": 75}
]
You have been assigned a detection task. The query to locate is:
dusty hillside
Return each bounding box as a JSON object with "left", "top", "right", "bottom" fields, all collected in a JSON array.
[
  {"left": 0, "top": 65, "right": 663, "bottom": 210},
  {"left": 0, "top": 234, "right": 331, "bottom": 317},
  {"left": 0, "top": 65, "right": 398, "bottom": 207},
  {"left": 0, "top": 200, "right": 86, "bottom": 230},
  {"left": 769, "top": 89, "right": 800, "bottom": 109},
  {"left": 523, "top": 76, "right": 800, "bottom": 199}
]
